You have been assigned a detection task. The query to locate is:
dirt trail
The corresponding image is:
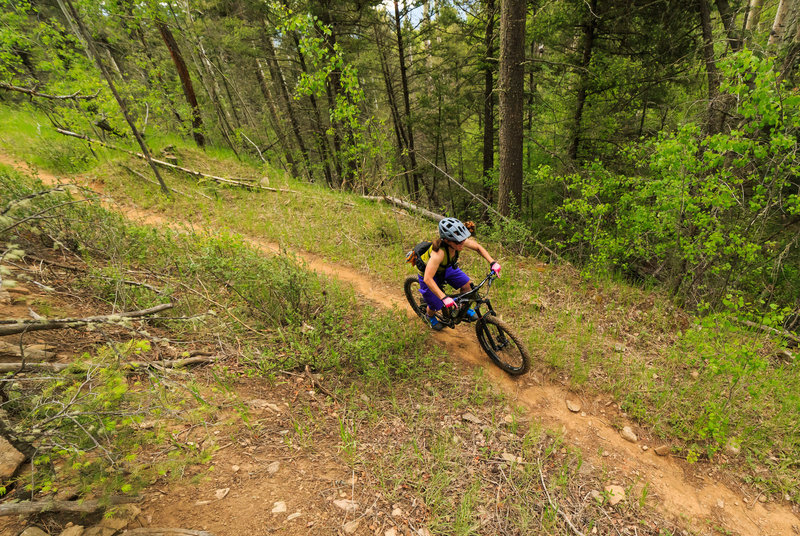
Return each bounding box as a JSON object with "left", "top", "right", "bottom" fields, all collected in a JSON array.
[{"left": 2, "top": 154, "right": 799, "bottom": 535}]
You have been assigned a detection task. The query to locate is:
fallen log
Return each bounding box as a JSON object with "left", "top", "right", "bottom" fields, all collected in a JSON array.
[
  {"left": 0, "top": 355, "right": 217, "bottom": 373},
  {"left": 0, "top": 495, "right": 140, "bottom": 516},
  {"left": 0, "top": 303, "right": 173, "bottom": 336},
  {"left": 737, "top": 319, "right": 800, "bottom": 347},
  {"left": 54, "top": 128, "right": 295, "bottom": 192},
  {"left": 0, "top": 341, "right": 56, "bottom": 362}
]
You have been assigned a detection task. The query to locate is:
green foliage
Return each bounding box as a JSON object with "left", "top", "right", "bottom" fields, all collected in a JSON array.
[
  {"left": 14, "top": 342, "right": 212, "bottom": 497},
  {"left": 552, "top": 49, "right": 800, "bottom": 310}
]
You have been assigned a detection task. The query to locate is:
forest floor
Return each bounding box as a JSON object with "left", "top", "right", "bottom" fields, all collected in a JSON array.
[{"left": 1, "top": 152, "right": 799, "bottom": 536}]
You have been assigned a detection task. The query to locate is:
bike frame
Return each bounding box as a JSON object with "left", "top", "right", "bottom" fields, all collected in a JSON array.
[{"left": 434, "top": 271, "right": 499, "bottom": 329}]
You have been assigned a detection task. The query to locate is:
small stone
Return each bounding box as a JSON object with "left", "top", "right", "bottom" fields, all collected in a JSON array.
[
  {"left": 641, "top": 445, "right": 649, "bottom": 451},
  {"left": 417, "top": 529, "right": 432, "bottom": 536},
  {"left": 344, "top": 520, "right": 360, "bottom": 534},
  {"left": 654, "top": 445, "right": 671, "bottom": 456},
  {"left": 267, "top": 461, "right": 280, "bottom": 474},
  {"left": 215, "top": 488, "right": 230, "bottom": 500},
  {"left": 59, "top": 527, "right": 85, "bottom": 536},
  {"left": 604, "top": 485, "right": 626, "bottom": 506},
  {"left": 333, "top": 499, "right": 358, "bottom": 512},
  {"left": 691, "top": 370, "right": 700, "bottom": 379},
  {"left": 20, "top": 528, "right": 48, "bottom": 536},
  {"left": 566, "top": 398, "right": 581, "bottom": 413},
  {"left": 589, "top": 490, "right": 603, "bottom": 503},
  {"left": 272, "top": 501, "right": 287, "bottom": 513},
  {"left": 360, "top": 394, "right": 369, "bottom": 402},
  {"left": 759, "top": 495, "right": 767, "bottom": 503},
  {"left": 620, "top": 426, "right": 638, "bottom": 443},
  {"left": 461, "top": 412, "right": 481, "bottom": 424},
  {"left": 501, "top": 452, "right": 523, "bottom": 464},
  {"left": 717, "top": 499, "right": 725, "bottom": 509},
  {"left": 503, "top": 414, "right": 514, "bottom": 423},
  {"left": 613, "top": 344, "right": 626, "bottom": 353},
  {"left": 287, "top": 512, "right": 302, "bottom": 521},
  {"left": 392, "top": 507, "right": 403, "bottom": 517},
  {"left": 385, "top": 528, "right": 398, "bottom": 536},
  {"left": 725, "top": 440, "right": 741, "bottom": 456},
  {"left": 232, "top": 465, "right": 240, "bottom": 472},
  {"left": 0, "top": 436, "right": 26, "bottom": 480}
]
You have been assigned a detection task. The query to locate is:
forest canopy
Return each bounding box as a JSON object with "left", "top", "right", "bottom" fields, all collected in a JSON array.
[{"left": 1, "top": 0, "right": 798, "bottom": 321}]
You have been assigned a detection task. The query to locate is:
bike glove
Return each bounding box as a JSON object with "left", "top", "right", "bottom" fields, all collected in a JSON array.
[
  {"left": 491, "top": 262, "right": 501, "bottom": 275},
  {"left": 442, "top": 297, "right": 456, "bottom": 308}
]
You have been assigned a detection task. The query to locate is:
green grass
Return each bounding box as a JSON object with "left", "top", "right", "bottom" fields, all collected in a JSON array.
[{"left": 2, "top": 102, "right": 800, "bottom": 507}]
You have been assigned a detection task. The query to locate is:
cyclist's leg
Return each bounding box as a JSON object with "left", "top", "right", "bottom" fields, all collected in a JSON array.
[
  {"left": 444, "top": 266, "right": 471, "bottom": 295},
  {"left": 418, "top": 274, "right": 445, "bottom": 317}
]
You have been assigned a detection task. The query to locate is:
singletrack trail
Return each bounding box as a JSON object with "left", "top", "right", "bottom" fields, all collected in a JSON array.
[{"left": 2, "top": 153, "right": 799, "bottom": 535}]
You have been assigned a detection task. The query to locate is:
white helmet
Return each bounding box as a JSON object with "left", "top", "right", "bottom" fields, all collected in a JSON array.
[{"left": 438, "top": 217, "right": 471, "bottom": 243}]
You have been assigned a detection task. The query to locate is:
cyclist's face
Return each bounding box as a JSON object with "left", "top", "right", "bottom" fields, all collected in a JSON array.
[{"left": 447, "top": 239, "right": 466, "bottom": 251}]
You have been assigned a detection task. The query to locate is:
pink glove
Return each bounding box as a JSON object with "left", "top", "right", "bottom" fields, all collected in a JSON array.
[
  {"left": 491, "top": 262, "right": 501, "bottom": 275},
  {"left": 442, "top": 297, "right": 456, "bottom": 308}
]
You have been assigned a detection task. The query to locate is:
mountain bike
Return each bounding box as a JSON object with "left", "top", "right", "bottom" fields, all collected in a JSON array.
[{"left": 403, "top": 271, "right": 530, "bottom": 375}]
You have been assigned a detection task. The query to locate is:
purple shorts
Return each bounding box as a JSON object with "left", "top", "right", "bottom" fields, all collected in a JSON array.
[{"left": 418, "top": 266, "right": 471, "bottom": 311}]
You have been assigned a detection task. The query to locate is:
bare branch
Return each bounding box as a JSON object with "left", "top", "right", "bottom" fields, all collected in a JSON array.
[
  {"left": 0, "top": 82, "right": 100, "bottom": 101},
  {"left": 0, "top": 303, "right": 174, "bottom": 336}
]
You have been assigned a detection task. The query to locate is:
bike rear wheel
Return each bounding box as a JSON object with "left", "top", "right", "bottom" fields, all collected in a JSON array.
[
  {"left": 475, "top": 315, "right": 530, "bottom": 375},
  {"left": 404, "top": 275, "right": 427, "bottom": 319}
]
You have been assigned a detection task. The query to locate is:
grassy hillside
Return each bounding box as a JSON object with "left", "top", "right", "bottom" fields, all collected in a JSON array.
[{"left": 1, "top": 103, "right": 798, "bottom": 510}]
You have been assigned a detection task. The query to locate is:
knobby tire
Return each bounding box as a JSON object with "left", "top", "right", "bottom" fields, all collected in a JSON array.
[
  {"left": 404, "top": 275, "right": 427, "bottom": 320},
  {"left": 475, "top": 315, "right": 530, "bottom": 375}
]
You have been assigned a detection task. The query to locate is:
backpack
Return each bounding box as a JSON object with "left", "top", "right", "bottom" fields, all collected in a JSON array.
[{"left": 405, "top": 241, "right": 431, "bottom": 272}]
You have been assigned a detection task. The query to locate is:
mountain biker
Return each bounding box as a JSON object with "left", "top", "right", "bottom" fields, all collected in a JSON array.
[{"left": 417, "top": 218, "right": 501, "bottom": 331}]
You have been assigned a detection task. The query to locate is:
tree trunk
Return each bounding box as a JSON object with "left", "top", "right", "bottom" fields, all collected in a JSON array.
[
  {"left": 57, "top": 0, "right": 170, "bottom": 195},
  {"left": 698, "top": 0, "right": 723, "bottom": 135},
  {"left": 287, "top": 30, "right": 336, "bottom": 187},
  {"left": 715, "top": 0, "right": 741, "bottom": 50},
  {"left": 567, "top": 0, "right": 597, "bottom": 162},
  {"left": 394, "top": 0, "right": 422, "bottom": 201},
  {"left": 255, "top": 58, "right": 298, "bottom": 177},
  {"left": 261, "top": 29, "right": 314, "bottom": 181},
  {"left": 482, "top": 0, "right": 497, "bottom": 207},
  {"left": 745, "top": 0, "right": 763, "bottom": 30},
  {"left": 374, "top": 23, "right": 413, "bottom": 196},
  {"left": 497, "top": 0, "right": 526, "bottom": 217},
  {"left": 769, "top": 0, "right": 791, "bottom": 45},
  {"left": 156, "top": 20, "right": 205, "bottom": 148}
]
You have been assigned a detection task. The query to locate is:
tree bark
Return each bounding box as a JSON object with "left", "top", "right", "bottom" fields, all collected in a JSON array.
[
  {"left": 715, "top": 0, "right": 741, "bottom": 50},
  {"left": 261, "top": 31, "right": 313, "bottom": 181},
  {"left": 56, "top": 0, "right": 170, "bottom": 196},
  {"left": 255, "top": 58, "right": 298, "bottom": 177},
  {"left": 0, "top": 496, "right": 140, "bottom": 516},
  {"left": 698, "top": 0, "right": 723, "bottom": 135},
  {"left": 482, "top": 0, "right": 497, "bottom": 207},
  {"left": 769, "top": 0, "right": 791, "bottom": 45},
  {"left": 567, "top": 0, "right": 597, "bottom": 163},
  {"left": 156, "top": 20, "right": 205, "bottom": 148},
  {"left": 745, "top": 0, "right": 763, "bottom": 30},
  {"left": 374, "top": 23, "right": 413, "bottom": 196},
  {"left": 497, "top": 0, "right": 526, "bottom": 217},
  {"left": 394, "top": 0, "right": 422, "bottom": 201}
]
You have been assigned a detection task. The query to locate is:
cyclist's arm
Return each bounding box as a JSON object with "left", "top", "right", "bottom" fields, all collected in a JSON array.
[
  {"left": 463, "top": 238, "right": 496, "bottom": 266},
  {"left": 423, "top": 248, "right": 447, "bottom": 300}
]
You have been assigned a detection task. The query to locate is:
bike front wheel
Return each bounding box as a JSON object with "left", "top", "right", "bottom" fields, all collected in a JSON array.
[
  {"left": 403, "top": 275, "right": 427, "bottom": 319},
  {"left": 475, "top": 315, "right": 530, "bottom": 375}
]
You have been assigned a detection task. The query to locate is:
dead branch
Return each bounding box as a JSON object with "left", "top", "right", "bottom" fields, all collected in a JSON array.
[
  {"left": 736, "top": 319, "right": 800, "bottom": 346},
  {"left": 0, "top": 303, "right": 173, "bottom": 336},
  {"left": 0, "top": 82, "right": 100, "bottom": 101},
  {"left": 362, "top": 196, "right": 444, "bottom": 222},
  {"left": 537, "top": 457, "right": 586, "bottom": 536},
  {"left": 0, "top": 356, "right": 217, "bottom": 373},
  {"left": 123, "top": 528, "right": 215, "bottom": 536},
  {"left": 120, "top": 164, "right": 212, "bottom": 200},
  {"left": 0, "top": 341, "right": 55, "bottom": 361},
  {"left": 304, "top": 364, "right": 340, "bottom": 403},
  {"left": 0, "top": 495, "right": 140, "bottom": 516},
  {"left": 54, "top": 128, "right": 296, "bottom": 192}
]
